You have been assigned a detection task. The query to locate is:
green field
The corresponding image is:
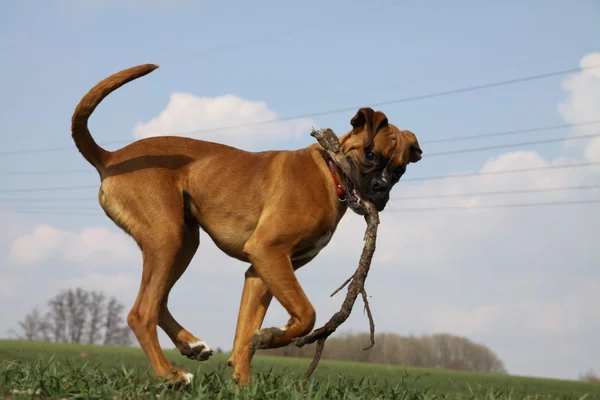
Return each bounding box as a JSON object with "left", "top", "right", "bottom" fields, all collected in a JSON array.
[{"left": 1, "top": 340, "right": 598, "bottom": 399}]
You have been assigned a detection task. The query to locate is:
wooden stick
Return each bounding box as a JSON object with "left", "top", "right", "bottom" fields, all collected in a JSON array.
[
  {"left": 294, "top": 127, "right": 380, "bottom": 382},
  {"left": 329, "top": 275, "right": 353, "bottom": 298}
]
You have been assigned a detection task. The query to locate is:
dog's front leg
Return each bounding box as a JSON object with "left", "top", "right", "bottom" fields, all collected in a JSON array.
[
  {"left": 228, "top": 266, "right": 273, "bottom": 385},
  {"left": 242, "top": 238, "right": 317, "bottom": 352}
]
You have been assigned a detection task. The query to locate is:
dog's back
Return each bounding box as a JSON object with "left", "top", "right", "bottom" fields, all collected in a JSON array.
[{"left": 71, "top": 63, "right": 351, "bottom": 388}]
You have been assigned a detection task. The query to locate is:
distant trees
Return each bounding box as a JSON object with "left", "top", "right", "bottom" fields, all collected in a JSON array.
[
  {"left": 12, "top": 288, "right": 132, "bottom": 347},
  {"left": 579, "top": 369, "right": 600, "bottom": 383},
  {"left": 259, "top": 332, "right": 507, "bottom": 374}
]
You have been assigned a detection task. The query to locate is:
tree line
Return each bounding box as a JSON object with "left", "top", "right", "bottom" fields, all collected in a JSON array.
[
  {"left": 258, "top": 331, "right": 507, "bottom": 374},
  {"left": 11, "top": 287, "right": 132, "bottom": 347},
  {"left": 11, "top": 288, "right": 507, "bottom": 374}
]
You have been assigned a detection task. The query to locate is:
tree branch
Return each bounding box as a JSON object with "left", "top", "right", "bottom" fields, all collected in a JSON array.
[
  {"left": 361, "top": 289, "right": 375, "bottom": 351},
  {"left": 294, "top": 127, "right": 380, "bottom": 382},
  {"left": 329, "top": 275, "right": 353, "bottom": 298}
]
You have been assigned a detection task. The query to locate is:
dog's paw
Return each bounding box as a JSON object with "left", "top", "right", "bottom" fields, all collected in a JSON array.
[
  {"left": 180, "top": 340, "right": 213, "bottom": 361},
  {"left": 250, "top": 327, "right": 286, "bottom": 350},
  {"left": 162, "top": 369, "right": 194, "bottom": 390}
]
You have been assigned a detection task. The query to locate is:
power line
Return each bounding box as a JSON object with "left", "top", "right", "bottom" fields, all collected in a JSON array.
[
  {"left": 0, "top": 197, "right": 97, "bottom": 203},
  {"left": 0, "top": 168, "right": 93, "bottom": 176},
  {"left": 3, "top": 128, "right": 600, "bottom": 177},
  {"left": 0, "top": 209, "right": 102, "bottom": 217},
  {"left": 403, "top": 161, "right": 600, "bottom": 182},
  {"left": 1, "top": 64, "right": 598, "bottom": 157},
  {"left": 3, "top": 184, "right": 596, "bottom": 206},
  {"left": 3, "top": 198, "right": 599, "bottom": 217},
  {"left": 389, "top": 199, "right": 600, "bottom": 212},
  {"left": 160, "top": 64, "right": 600, "bottom": 137},
  {"left": 426, "top": 132, "right": 600, "bottom": 157},
  {"left": 0, "top": 185, "right": 96, "bottom": 194},
  {"left": 1, "top": 206, "right": 98, "bottom": 211},
  {"left": 421, "top": 120, "right": 600, "bottom": 144},
  {"left": 392, "top": 184, "right": 600, "bottom": 200},
  {"left": 1, "top": 162, "right": 598, "bottom": 195}
]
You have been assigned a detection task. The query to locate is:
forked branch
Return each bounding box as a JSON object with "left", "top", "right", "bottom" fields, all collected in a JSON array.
[{"left": 294, "top": 128, "right": 380, "bottom": 382}]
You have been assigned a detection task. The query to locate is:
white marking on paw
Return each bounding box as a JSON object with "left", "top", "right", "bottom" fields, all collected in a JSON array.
[
  {"left": 279, "top": 325, "right": 288, "bottom": 332},
  {"left": 183, "top": 372, "right": 194, "bottom": 384},
  {"left": 189, "top": 340, "right": 212, "bottom": 352}
]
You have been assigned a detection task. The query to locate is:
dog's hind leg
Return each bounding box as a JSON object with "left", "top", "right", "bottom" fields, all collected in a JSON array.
[
  {"left": 157, "top": 216, "right": 213, "bottom": 362},
  {"left": 126, "top": 231, "right": 196, "bottom": 386},
  {"left": 102, "top": 182, "right": 206, "bottom": 387}
]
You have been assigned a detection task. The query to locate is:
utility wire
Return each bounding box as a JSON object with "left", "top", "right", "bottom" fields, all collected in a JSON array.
[
  {"left": 3, "top": 128, "right": 599, "bottom": 176},
  {"left": 2, "top": 184, "right": 597, "bottom": 206},
  {"left": 2, "top": 206, "right": 98, "bottom": 211},
  {"left": 0, "top": 185, "right": 97, "bottom": 194},
  {"left": 3, "top": 198, "right": 599, "bottom": 217},
  {"left": 1, "top": 162, "right": 599, "bottom": 195},
  {"left": 0, "top": 209, "right": 102, "bottom": 217},
  {"left": 392, "top": 184, "right": 600, "bottom": 200},
  {"left": 421, "top": 120, "right": 600, "bottom": 144},
  {"left": 426, "top": 132, "right": 600, "bottom": 157},
  {"left": 0, "top": 197, "right": 97, "bottom": 203},
  {"left": 1, "top": 64, "right": 598, "bottom": 157},
  {"left": 389, "top": 199, "right": 600, "bottom": 212},
  {"left": 403, "top": 161, "right": 600, "bottom": 182}
]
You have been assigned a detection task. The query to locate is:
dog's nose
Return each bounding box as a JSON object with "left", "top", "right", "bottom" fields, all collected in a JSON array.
[{"left": 371, "top": 178, "right": 389, "bottom": 192}]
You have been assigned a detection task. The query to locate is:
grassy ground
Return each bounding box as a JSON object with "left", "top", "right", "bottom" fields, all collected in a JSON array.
[{"left": 1, "top": 339, "right": 598, "bottom": 399}]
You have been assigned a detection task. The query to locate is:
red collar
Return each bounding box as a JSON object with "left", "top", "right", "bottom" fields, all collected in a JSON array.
[{"left": 321, "top": 151, "right": 346, "bottom": 202}]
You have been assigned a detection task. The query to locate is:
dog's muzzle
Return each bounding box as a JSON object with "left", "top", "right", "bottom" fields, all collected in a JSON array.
[
  {"left": 370, "top": 191, "right": 390, "bottom": 211},
  {"left": 370, "top": 177, "right": 390, "bottom": 211},
  {"left": 345, "top": 176, "right": 390, "bottom": 214}
]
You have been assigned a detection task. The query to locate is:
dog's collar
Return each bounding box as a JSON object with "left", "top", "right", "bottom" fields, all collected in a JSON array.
[{"left": 321, "top": 151, "right": 346, "bottom": 202}]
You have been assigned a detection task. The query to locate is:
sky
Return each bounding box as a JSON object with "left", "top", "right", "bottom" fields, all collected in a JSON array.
[{"left": 0, "top": 0, "right": 599, "bottom": 381}]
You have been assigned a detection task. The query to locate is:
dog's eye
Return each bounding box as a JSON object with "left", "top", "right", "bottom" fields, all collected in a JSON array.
[{"left": 365, "top": 150, "right": 376, "bottom": 161}]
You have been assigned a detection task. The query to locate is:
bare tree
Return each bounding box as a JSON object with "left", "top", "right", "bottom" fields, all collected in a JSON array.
[
  {"left": 47, "top": 291, "right": 67, "bottom": 343},
  {"left": 14, "top": 307, "right": 51, "bottom": 341},
  {"left": 86, "top": 291, "right": 106, "bottom": 345},
  {"left": 579, "top": 369, "right": 599, "bottom": 383},
  {"left": 66, "top": 288, "right": 89, "bottom": 344},
  {"left": 109, "top": 326, "right": 133, "bottom": 347},
  {"left": 103, "top": 297, "right": 125, "bottom": 345},
  {"left": 14, "top": 288, "right": 132, "bottom": 347}
]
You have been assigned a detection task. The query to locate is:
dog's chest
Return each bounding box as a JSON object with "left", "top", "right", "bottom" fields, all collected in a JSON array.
[{"left": 291, "top": 231, "right": 333, "bottom": 262}]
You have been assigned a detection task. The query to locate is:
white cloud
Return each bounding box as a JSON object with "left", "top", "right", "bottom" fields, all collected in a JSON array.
[
  {"left": 9, "top": 224, "right": 139, "bottom": 266},
  {"left": 64, "top": 272, "right": 140, "bottom": 298},
  {"left": 133, "top": 93, "right": 314, "bottom": 150},
  {"left": 426, "top": 281, "right": 600, "bottom": 337},
  {"left": 558, "top": 51, "right": 600, "bottom": 161}
]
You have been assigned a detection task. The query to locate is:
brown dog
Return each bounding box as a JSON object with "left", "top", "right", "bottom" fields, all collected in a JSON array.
[{"left": 71, "top": 64, "right": 422, "bottom": 386}]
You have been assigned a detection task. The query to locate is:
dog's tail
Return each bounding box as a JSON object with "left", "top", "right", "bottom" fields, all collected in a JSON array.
[{"left": 71, "top": 63, "right": 160, "bottom": 172}]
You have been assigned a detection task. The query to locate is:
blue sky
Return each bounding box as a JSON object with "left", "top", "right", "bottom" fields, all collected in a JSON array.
[{"left": 1, "top": 0, "right": 599, "bottom": 381}]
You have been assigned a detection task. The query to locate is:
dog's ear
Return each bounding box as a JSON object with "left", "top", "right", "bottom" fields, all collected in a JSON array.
[
  {"left": 407, "top": 134, "right": 422, "bottom": 163},
  {"left": 409, "top": 141, "right": 422, "bottom": 163},
  {"left": 350, "top": 107, "right": 389, "bottom": 144},
  {"left": 394, "top": 127, "right": 423, "bottom": 164}
]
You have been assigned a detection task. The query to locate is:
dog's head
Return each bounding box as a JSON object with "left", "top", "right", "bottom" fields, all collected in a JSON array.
[{"left": 339, "top": 107, "right": 422, "bottom": 214}]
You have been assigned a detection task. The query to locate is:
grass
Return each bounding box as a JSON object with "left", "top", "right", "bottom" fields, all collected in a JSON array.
[{"left": 1, "top": 340, "right": 598, "bottom": 399}]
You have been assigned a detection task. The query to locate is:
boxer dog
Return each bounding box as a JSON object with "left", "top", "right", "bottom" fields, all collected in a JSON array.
[{"left": 71, "top": 64, "right": 422, "bottom": 386}]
